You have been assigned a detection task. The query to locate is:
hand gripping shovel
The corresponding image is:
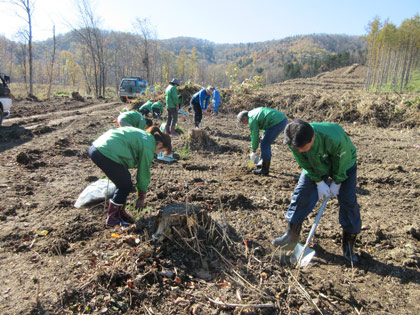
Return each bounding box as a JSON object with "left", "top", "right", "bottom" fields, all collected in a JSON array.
[{"left": 291, "top": 197, "right": 329, "bottom": 268}]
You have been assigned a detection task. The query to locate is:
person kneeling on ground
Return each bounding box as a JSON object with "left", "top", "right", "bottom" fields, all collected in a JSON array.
[
  {"left": 237, "top": 107, "right": 288, "bottom": 176},
  {"left": 117, "top": 110, "right": 152, "bottom": 130},
  {"left": 272, "top": 119, "right": 361, "bottom": 264},
  {"left": 89, "top": 126, "right": 172, "bottom": 226}
]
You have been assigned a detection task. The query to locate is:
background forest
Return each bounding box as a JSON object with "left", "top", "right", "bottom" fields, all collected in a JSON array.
[{"left": 0, "top": 5, "right": 419, "bottom": 98}]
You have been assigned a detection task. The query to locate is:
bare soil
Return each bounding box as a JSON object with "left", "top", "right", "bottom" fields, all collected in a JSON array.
[{"left": 1, "top": 65, "right": 420, "bottom": 314}]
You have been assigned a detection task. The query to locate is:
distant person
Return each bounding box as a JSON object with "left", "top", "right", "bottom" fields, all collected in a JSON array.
[
  {"left": 139, "top": 99, "right": 153, "bottom": 116},
  {"left": 237, "top": 107, "right": 288, "bottom": 175},
  {"left": 151, "top": 101, "right": 164, "bottom": 119},
  {"left": 165, "top": 78, "right": 180, "bottom": 135},
  {"left": 117, "top": 110, "right": 152, "bottom": 130},
  {"left": 211, "top": 88, "right": 222, "bottom": 115},
  {"left": 189, "top": 86, "right": 214, "bottom": 128},
  {"left": 89, "top": 126, "right": 172, "bottom": 226},
  {"left": 272, "top": 119, "right": 360, "bottom": 264}
]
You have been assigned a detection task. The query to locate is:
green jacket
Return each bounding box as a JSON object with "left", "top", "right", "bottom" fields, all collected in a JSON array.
[
  {"left": 117, "top": 111, "right": 146, "bottom": 130},
  {"left": 152, "top": 101, "right": 164, "bottom": 112},
  {"left": 289, "top": 123, "right": 357, "bottom": 183},
  {"left": 92, "top": 127, "right": 156, "bottom": 192},
  {"left": 165, "top": 84, "right": 179, "bottom": 109},
  {"left": 248, "top": 107, "right": 286, "bottom": 151},
  {"left": 140, "top": 100, "right": 153, "bottom": 112}
]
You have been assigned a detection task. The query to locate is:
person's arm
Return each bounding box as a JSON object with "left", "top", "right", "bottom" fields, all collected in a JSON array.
[
  {"left": 171, "top": 87, "right": 179, "bottom": 106},
  {"left": 330, "top": 136, "right": 354, "bottom": 183},
  {"left": 249, "top": 120, "right": 260, "bottom": 152},
  {"left": 199, "top": 90, "right": 206, "bottom": 109}
]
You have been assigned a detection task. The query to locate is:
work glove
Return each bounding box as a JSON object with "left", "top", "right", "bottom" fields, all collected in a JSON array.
[
  {"left": 329, "top": 182, "right": 341, "bottom": 197},
  {"left": 136, "top": 191, "right": 147, "bottom": 210},
  {"left": 316, "top": 181, "right": 331, "bottom": 200},
  {"left": 249, "top": 152, "right": 257, "bottom": 163}
]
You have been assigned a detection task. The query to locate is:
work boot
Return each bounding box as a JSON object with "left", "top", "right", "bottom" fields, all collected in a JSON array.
[
  {"left": 119, "top": 204, "right": 135, "bottom": 224},
  {"left": 342, "top": 232, "right": 358, "bottom": 264},
  {"left": 106, "top": 200, "right": 129, "bottom": 227},
  {"left": 254, "top": 160, "right": 270, "bottom": 175},
  {"left": 272, "top": 222, "right": 302, "bottom": 250}
]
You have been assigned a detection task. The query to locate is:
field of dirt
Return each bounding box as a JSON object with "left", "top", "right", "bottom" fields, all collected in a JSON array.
[{"left": 1, "top": 65, "right": 420, "bottom": 314}]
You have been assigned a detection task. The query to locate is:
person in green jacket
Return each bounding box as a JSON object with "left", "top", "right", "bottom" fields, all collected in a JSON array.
[
  {"left": 151, "top": 101, "right": 164, "bottom": 119},
  {"left": 237, "top": 107, "right": 288, "bottom": 175},
  {"left": 139, "top": 99, "right": 153, "bottom": 116},
  {"left": 117, "top": 110, "right": 152, "bottom": 130},
  {"left": 165, "top": 78, "right": 180, "bottom": 135},
  {"left": 272, "top": 119, "right": 360, "bottom": 264},
  {"left": 89, "top": 126, "right": 172, "bottom": 226}
]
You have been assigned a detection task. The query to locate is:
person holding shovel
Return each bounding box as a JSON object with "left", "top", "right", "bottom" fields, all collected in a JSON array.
[
  {"left": 189, "top": 86, "right": 214, "bottom": 128},
  {"left": 165, "top": 78, "right": 180, "bottom": 135},
  {"left": 237, "top": 107, "right": 288, "bottom": 176},
  {"left": 272, "top": 119, "right": 360, "bottom": 264},
  {"left": 117, "top": 110, "right": 152, "bottom": 130},
  {"left": 89, "top": 126, "right": 172, "bottom": 226}
]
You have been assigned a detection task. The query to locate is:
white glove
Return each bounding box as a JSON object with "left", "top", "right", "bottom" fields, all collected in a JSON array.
[
  {"left": 329, "top": 182, "right": 341, "bottom": 197},
  {"left": 316, "top": 181, "right": 331, "bottom": 200},
  {"left": 249, "top": 152, "right": 257, "bottom": 162}
]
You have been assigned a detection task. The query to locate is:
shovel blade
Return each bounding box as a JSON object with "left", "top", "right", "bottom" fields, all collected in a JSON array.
[{"left": 291, "top": 243, "right": 316, "bottom": 267}]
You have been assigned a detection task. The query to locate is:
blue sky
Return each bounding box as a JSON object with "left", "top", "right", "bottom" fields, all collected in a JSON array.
[{"left": 0, "top": 0, "right": 418, "bottom": 43}]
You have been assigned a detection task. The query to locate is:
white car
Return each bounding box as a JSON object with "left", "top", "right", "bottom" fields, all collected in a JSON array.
[{"left": 0, "top": 73, "right": 12, "bottom": 126}]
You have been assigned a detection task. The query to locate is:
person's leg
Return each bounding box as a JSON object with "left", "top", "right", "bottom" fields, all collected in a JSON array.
[
  {"left": 170, "top": 108, "right": 178, "bottom": 131},
  {"left": 166, "top": 108, "right": 174, "bottom": 133},
  {"left": 286, "top": 171, "right": 319, "bottom": 224},
  {"left": 89, "top": 146, "right": 133, "bottom": 204},
  {"left": 272, "top": 170, "right": 319, "bottom": 248},
  {"left": 193, "top": 102, "right": 202, "bottom": 128},
  {"left": 338, "top": 163, "right": 361, "bottom": 263},
  {"left": 260, "top": 118, "right": 288, "bottom": 161}
]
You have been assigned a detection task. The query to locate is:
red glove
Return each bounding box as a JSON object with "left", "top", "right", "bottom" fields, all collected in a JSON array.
[{"left": 136, "top": 191, "right": 146, "bottom": 210}]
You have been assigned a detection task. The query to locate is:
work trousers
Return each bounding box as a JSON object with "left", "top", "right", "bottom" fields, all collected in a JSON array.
[
  {"left": 166, "top": 107, "right": 178, "bottom": 130},
  {"left": 285, "top": 163, "right": 361, "bottom": 234},
  {"left": 89, "top": 145, "right": 133, "bottom": 204},
  {"left": 260, "top": 118, "right": 288, "bottom": 161},
  {"left": 190, "top": 100, "right": 202, "bottom": 128}
]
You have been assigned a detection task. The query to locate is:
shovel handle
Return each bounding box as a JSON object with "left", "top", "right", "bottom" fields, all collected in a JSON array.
[{"left": 296, "top": 197, "right": 329, "bottom": 267}]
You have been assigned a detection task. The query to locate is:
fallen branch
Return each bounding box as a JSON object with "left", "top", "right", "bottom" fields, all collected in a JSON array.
[{"left": 206, "top": 296, "right": 275, "bottom": 309}]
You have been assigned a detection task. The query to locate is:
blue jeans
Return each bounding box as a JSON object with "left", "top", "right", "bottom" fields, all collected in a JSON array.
[
  {"left": 260, "top": 118, "right": 288, "bottom": 161},
  {"left": 286, "top": 163, "right": 361, "bottom": 234},
  {"left": 89, "top": 145, "right": 133, "bottom": 204}
]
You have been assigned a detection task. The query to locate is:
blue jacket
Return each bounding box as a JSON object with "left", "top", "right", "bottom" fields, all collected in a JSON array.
[
  {"left": 212, "top": 89, "right": 221, "bottom": 112},
  {"left": 192, "top": 89, "right": 211, "bottom": 110}
]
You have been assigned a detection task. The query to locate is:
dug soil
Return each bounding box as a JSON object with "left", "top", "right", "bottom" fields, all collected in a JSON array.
[{"left": 1, "top": 65, "right": 419, "bottom": 314}]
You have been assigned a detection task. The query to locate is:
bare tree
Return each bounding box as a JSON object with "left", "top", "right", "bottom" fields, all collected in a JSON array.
[
  {"left": 12, "top": 0, "right": 35, "bottom": 95},
  {"left": 46, "top": 25, "right": 56, "bottom": 99},
  {"left": 72, "top": 0, "right": 106, "bottom": 97},
  {"left": 134, "top": 18, "right": 157, "bottom": 83}
]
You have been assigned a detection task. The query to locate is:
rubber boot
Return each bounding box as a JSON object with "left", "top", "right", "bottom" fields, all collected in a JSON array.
[
  {"left": 106, "top": 200, "right": 129, "bottom": 227},
  {"left": 119, "top": 203, "right": 135, "bottom": 224},
  {"left": 272, "top": 222, "right": 302, "bottom": 250},
  {"left": 254, "top": 160, "right": 270, "bottom": 175},
  {"left": 342, "top": 232, "right": 358, "bottom": 264},
  {"left": 165, "top": 124, "right": 170, "bottom": 134},
  {"left": 170, "top": 126, "right": 178, "bottom": 136}
]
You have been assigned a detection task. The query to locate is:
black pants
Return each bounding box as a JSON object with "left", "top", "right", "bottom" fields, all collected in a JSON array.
[
  {"left": 190, "top": 99, "right": 202, "bottom": 128},
  {"left": 152, "top": 108, "right": 161, "bottom": 118},
  {"left": 89, "top": 145, "right": 133, "bottom": 204},
  {"left": 140, "top": 108, "right": 150, "bottom": 116}
]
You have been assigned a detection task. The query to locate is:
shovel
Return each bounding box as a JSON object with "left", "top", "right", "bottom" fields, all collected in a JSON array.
[{"left": 291, "top": 197, "right": 329, "bottom": 268}]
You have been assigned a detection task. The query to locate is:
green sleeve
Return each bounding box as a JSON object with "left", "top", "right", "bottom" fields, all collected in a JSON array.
[
  {"left": 290, "top": 147, "right": 322, "bottom": 182},
  {"left": 249, "top": 120, "right": 260, "bottom": 151},
  {"left": 170, "top": 87, "right": 179, "bottom": 105},
  {"left": 136, "top": 151, "right": 153, "bottom": 191},
  {"left": 330, "top": 139, "right": 352, "bottom": 183}
]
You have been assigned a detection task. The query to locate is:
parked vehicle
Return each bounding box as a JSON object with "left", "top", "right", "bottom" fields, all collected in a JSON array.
[
  {"left": 117, "top": 77, "right": 148, "bottom": 102},
  {"left": 0, "top": 73, "right": 12, "bottom": 126}
]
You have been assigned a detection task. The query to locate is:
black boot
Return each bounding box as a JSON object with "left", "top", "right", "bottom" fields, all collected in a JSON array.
[
  {"left": 342, "top": 232, "right": 358, "bottom": 264},
  {"left": 254, "top": 160, "right": 270, "bottom": 175},
  {"left": 272, "top": 222, "right": 302, "bottom": 250}
]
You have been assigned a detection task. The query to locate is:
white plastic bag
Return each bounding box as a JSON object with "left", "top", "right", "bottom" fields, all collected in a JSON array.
[{"left": 74, "top": 178, "right": 116, "bottom": 208}]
